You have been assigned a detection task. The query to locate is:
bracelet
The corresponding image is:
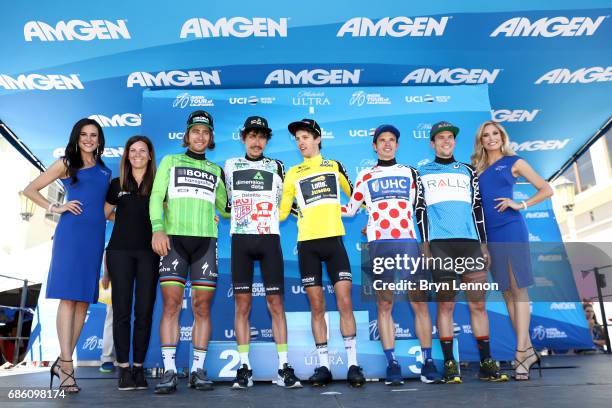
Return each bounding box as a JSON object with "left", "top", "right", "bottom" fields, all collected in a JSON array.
[
  {"left": 47, "top": 202, "right": 58, "bottom": 213},
  {"left": 521, "top": 201, "right": 528, "bottom": 210}
]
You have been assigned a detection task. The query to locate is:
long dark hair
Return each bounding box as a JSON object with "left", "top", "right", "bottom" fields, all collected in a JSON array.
[
  {"left": 119, "top": 135, "right": 156, "bottom": 196},
  {"left": 63, "top": 118, "right": 106, "bottom": 184}
]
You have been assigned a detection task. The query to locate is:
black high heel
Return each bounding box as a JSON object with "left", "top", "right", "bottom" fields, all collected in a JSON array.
[
  {"left": 49, "top": 357, "right": 60, "bottom": 389},
  {"left": 58, "top": 358, "right": 80, "bottom": 393},
  {"left": 513, "top": 347, "right": 542, "bottom": 381}
]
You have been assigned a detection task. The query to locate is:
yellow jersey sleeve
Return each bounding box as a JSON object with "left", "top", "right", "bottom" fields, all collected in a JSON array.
[{"left": 279, "top": 167, "right": 296, "bottom": 221}]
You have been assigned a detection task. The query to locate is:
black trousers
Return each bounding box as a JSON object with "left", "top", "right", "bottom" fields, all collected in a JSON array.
[{"left": 107, "top": 249, "right": 159, "bottom": 364}]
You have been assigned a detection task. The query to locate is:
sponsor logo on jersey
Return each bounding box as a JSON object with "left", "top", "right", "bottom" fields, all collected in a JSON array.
[
  {"left": 535, "top": 67, "right": 612, "bottom": 84},
  {"left": 349, "top": 90, "right": 391, "bottom": 106},
  {"left": 402, "top": 68, "right": 500, "bottom": 84},
  {"left": 264, "top": 69, "right": 361, "bottom": 85},
  {"left": 491, "top": 16, "right": 606, "bottom": 37},
  {"left": 127, "top": 70, "right": 221, "bottom": 87},
  {"left": 174, "top": 167, "right": 217, "bottom": 193},
  {"left": 0, "top": 73, "right": 83, "bottom": 90},
  {"left": 491, "top": 109, "right": 540, "bottom": 122},
  {"left": 368, "top": 176, "right": 411, "bottom": 202},
  {"left": 337, "top": 16, "right": 449, "bottom": 37},
  {"left": 89, "top": 113, "right": 141, "bottom": 127},
  {"left": 180, "top": 17, "right": 288, "bottom": 38},
  {"left": 233, "top": 198, "right": 252, "bottom": 220},
  {"left": 233, "top": 169, "right": 273, "bottom": 191},
  {"left": 510, "top": 139, "right": 570, "bottom": 151},
  {"left": 300, "top": 173, "right": 338, "bottom": 205},
  {"left": 24, "top": 19, "right": 130, "bottom": 41},
  {"left": 421, "top": 173, "right": 471, "bottom": 205}
]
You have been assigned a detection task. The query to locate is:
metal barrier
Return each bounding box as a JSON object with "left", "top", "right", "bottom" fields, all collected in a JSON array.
[{"left": 0, "top": 273, "right": 32, "bottom": 365}]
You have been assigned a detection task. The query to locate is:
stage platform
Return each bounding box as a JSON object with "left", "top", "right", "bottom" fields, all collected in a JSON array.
[{"left": 0, "top": 355, "right": 610, "bottom": 407}]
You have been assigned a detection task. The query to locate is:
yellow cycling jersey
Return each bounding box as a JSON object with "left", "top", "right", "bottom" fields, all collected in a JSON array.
[{"left": 280, "top": 154, "right": 353, "bottom": 241}]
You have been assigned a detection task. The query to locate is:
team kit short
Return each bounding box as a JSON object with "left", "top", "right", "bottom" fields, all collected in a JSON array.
[
  {"left": 297, "top": 236, "right": 352, "bottom": 287},
  {"left": 231, "top": 234, "right": 284, "bottom": 295},
  {"left": 429, "top": 238, "right": 488, "bottom": 285},
  {"left": 367, "top": 238, "right": 424, "bottom": 285},
  {"left": 158, "top": 235, "right": 218, "bottom": 291}
]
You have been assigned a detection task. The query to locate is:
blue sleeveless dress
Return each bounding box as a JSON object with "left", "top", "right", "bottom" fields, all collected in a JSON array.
[
  {"left": 46, "top": 163, "right": 111, "bottom": 303},
  {"left": 478, "top": 155, "right": 534, "bottom": 291}
]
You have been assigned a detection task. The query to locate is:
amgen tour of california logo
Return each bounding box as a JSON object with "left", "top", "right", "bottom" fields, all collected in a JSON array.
[
  {"left": 349, "top": 90, "right": 391, "bottom": 107},
  {"left": 82, "top": 336, "right": 102, "bottom": 350},
  {"left": 173, "top": 92, "right": 214, "bottom": 108}
]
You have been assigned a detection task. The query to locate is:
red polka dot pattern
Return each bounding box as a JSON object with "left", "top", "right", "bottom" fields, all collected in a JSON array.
[{"left": 355, "top": 165, "right": 419, "bottom": 242}]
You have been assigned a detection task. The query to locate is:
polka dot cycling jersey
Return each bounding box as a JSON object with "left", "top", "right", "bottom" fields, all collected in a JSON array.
[{"left": 342, "top": 162, "right": 428, "bottom": 242}]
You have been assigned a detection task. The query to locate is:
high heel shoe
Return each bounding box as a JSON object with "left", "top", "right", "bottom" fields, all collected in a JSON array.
[
  {"left": 58, "top": 358, "right": 80, "bottom": 393},
  {"left": 513, "top": 347, "right": 542, "bottom": 381},
  {"left": 49, "top": 357, "right": 60, "bottom": 389}
]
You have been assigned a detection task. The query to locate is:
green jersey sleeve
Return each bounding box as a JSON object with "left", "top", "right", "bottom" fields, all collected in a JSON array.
[
  {"left": 150, "top": 155, "right": 171, "bottom": 232},
  {"left": 216, "top": 166, "right": 231, "bottom": 218}
]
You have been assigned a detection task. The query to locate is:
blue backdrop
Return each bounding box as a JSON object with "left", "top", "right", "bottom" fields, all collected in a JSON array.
[{"left": 47, "top": 85, "right": 590, "bottom": 381}]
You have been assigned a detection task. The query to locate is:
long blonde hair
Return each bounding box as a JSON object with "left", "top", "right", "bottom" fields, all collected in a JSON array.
[{"left": 470, "top": 120, "right": 516, "bottom": 174}]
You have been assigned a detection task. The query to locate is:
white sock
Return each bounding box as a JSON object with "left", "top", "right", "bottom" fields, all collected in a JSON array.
[
  {"left": 316, "top": 343, "right": 330, "bottom": 368},
  {"left": 344, "top": 335, "right": 358, "bottom": 367},
  {"left": 161, "top": 345, "right": 176, "bottom": 372},
  {"left": 192, "top": 347, "right": 206, "bottom": 372},
  {"left": 238, "top": 344, "right": 251, "bottom": 369},
  {"left": 278, "top": 351, "right": 288, "bottom": 369}
]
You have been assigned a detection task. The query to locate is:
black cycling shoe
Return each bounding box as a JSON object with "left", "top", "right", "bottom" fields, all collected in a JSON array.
[
  {"left": 132, "top": 366, "right": 148, "bottom": 390},
  {"left": 154, "top": 369, "right": 178, "bottom": 394},
  {"left": 231, "top": 364, "right": 253, "bottom": 389},
  {"left": 276, "top": 363, "right": 302, "bottom": 388},
  {"left": 118, "top": 366, "right": 136, "bottom": 391},
  {"left": 479, "top": 358, "right": 509, "bottom": 382},
  {"left": 309, "top": 366, "right": 333, "bottom": 387},
  {"left": 347, "top": 365, "right": 366, "bottom": 388},
  {"left": 188, "top": 368, "right": 214, "bottom": 391}
]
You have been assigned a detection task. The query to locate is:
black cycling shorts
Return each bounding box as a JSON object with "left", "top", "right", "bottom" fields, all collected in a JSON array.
[
  {"left": 429, "top": 239, "right": 487, "bottom": 284},
  {"left": 159, "top": 235, "right": 218, "bottom": 291},
  {"left": 297, "top": 236, "right": 352, "bottom": 288},
  {"left": 231, "top": 234, "right": 284, "bottom": 295}
]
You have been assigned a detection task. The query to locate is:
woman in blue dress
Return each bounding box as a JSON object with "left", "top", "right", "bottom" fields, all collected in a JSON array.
[
  {"left": 24, "top": 118, "right": 111, "bottom": 392},
  {"left": 471, "top": 121, "right": 552, "bottom": 380}
]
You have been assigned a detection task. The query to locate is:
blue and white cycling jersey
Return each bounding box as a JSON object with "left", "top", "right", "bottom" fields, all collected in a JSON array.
[{"left": 418, "top": 157, "right": 486, "bottom": 242}]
